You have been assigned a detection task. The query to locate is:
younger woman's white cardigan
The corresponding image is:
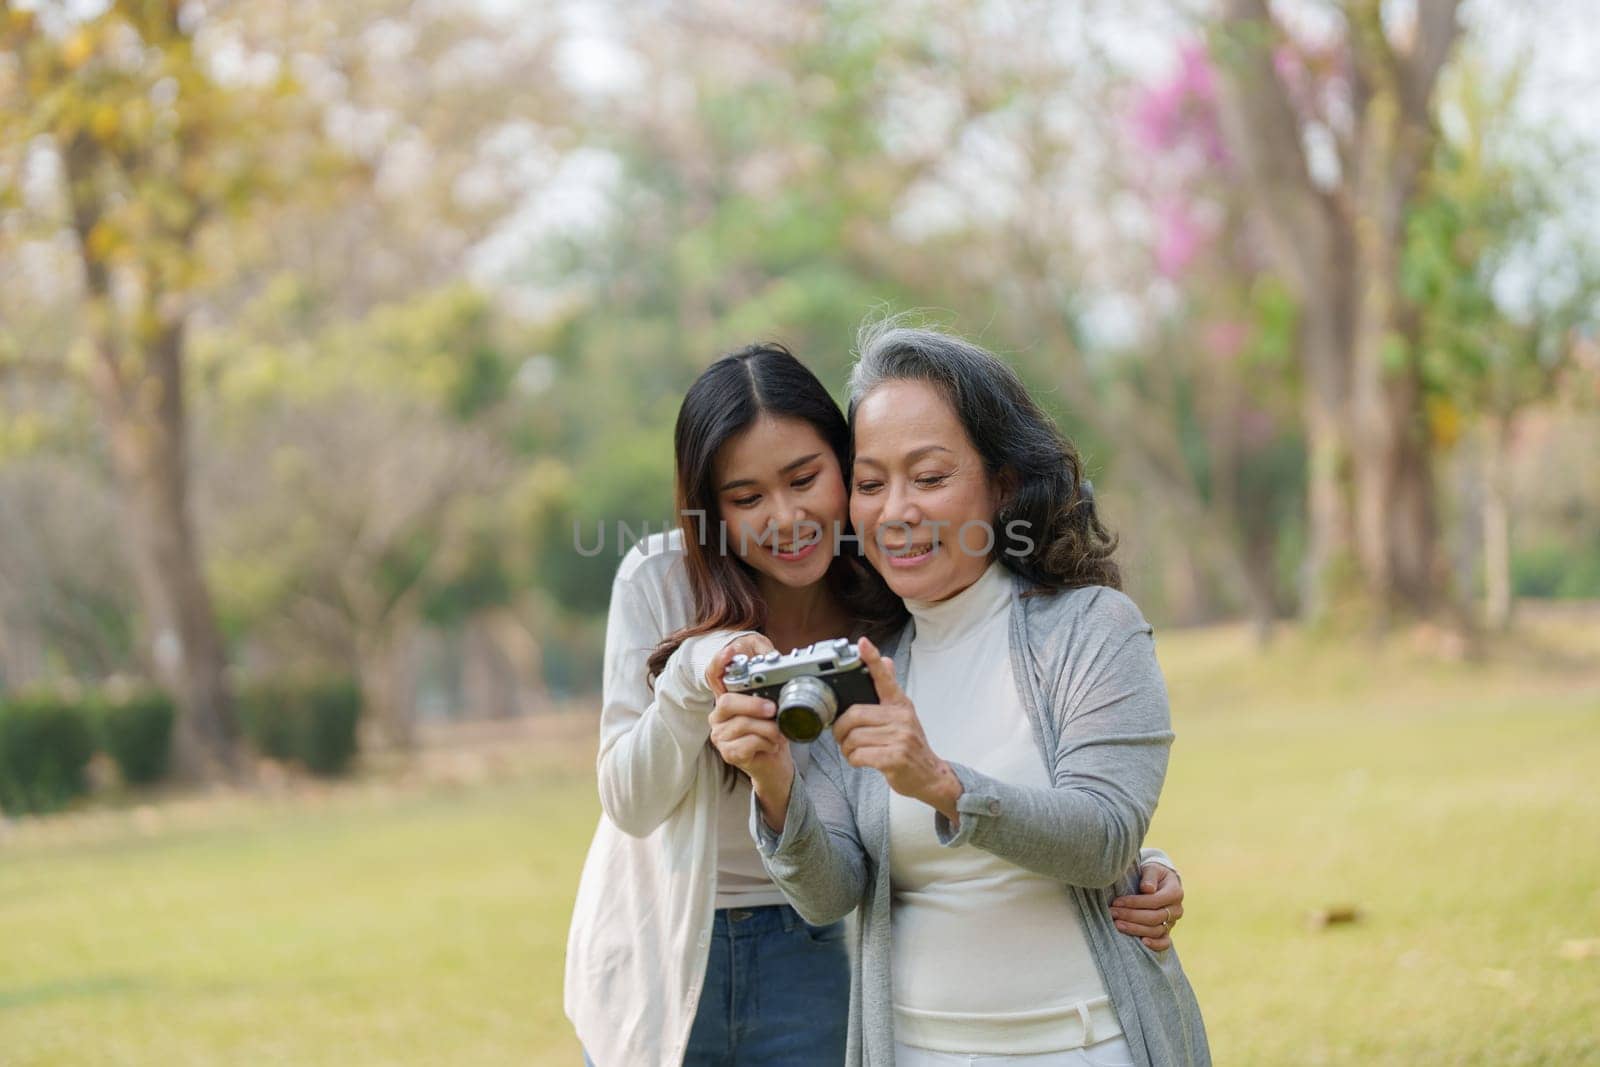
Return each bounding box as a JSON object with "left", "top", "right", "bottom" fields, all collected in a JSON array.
[{"left": 565, "top": 531, "right": 750, "bottom": 1067}]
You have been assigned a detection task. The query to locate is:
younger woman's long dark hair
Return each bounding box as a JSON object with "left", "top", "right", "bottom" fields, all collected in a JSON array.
[{"left": 646, "top": 342, "right": 906, "bottom": 685}]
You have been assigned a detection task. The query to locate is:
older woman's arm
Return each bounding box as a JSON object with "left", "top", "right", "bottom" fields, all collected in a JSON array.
[
  {"left": 748, "top": 738, "right": 870, "bottom": 926},
  {"left": 934, "top": 626, "right": 1171, "bottom": 887},
  {"left": 837, "top": 624, "right": 1171, "bottom": 890}
]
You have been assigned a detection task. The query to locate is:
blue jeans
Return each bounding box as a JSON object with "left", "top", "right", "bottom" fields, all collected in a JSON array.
[
  {"left": 686, "top": 903, "right": 850, "bottom": 1065},
  {"left": 583, "top": 903, "right": 848, "bottom": 1066}
]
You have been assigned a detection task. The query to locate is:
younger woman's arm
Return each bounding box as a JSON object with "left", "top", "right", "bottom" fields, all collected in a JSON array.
[{"left": 593, "top": 565, "right": 753, "bottom": 836}]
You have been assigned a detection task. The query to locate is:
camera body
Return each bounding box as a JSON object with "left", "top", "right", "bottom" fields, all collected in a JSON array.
[{"left": 721, "top": 637, "right": 879, "bottom": 742}]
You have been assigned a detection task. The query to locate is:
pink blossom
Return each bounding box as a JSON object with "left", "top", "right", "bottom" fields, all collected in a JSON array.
[
  {"left": 1175, "top": 42, "right": 1217, "bottom": 103},
  {"left": 1128, "top": 42, "right": 1227, "bottom": 166},
  {"left": 1271, "top": 40, "right": 1354, "bottom": 131},
  {"left": 1155, "top": 200, "right": 1206, "bottom": 277},
  {"left": 1131, "top": 80, "right": 1185, "bottom": 153},
  {"left": 1203, "top": 319, "right": 1250, "bottom": 360}
]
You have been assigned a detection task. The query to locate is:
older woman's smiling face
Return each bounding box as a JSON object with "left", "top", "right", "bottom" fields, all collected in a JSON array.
[{"left": 849, "top": 379, "right": 1003, "bottom": 603}]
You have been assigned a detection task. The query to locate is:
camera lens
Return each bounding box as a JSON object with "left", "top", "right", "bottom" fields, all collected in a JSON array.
[{"left": 775, "top": 675, "right": 838, "bottom": 743}]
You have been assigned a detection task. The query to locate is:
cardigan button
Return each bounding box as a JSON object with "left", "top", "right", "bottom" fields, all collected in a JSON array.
[{"left": 987, "top": 800, "right": 1001, "bottom": 816}]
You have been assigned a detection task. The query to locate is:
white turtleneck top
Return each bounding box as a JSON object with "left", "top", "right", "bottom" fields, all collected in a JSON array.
[{"left": 888, "top": 561, "right": 1121, "bottom": 1054}]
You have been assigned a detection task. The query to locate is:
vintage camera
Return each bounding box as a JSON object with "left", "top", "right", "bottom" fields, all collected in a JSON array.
[{"left": 721, "top": 638, "right": 879, "bottom": 742}]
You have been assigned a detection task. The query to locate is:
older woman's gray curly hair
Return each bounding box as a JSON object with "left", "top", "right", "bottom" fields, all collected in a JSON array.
[{"left": 847, "top": 315, "right": 1120, "bottom": 592}]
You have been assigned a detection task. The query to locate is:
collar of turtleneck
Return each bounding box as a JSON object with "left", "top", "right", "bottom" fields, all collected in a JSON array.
[{"left": 903, "top": 560, "right": 1012, "bottom": 652}]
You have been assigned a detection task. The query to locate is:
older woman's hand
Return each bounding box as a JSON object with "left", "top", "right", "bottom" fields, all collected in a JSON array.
[
  {"left": 832, "top": 637, "right": 964, "bottom": 820},
  {"left": 1109, "top": 863, "right": 1185, "bottom": 951}
]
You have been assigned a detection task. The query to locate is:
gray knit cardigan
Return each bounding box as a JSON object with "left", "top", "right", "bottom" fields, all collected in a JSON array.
[{"left": 752, "top": 577, "right": 1211, "bottom": 1067}]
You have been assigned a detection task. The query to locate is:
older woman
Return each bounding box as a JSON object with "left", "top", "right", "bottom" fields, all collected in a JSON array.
[{"left": 710, "top": 322, "right": 1209, "bottom": 1066}]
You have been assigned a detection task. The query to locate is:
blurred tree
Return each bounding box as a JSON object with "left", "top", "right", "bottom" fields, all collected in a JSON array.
[
  {"left": 207, "top": 395, "right": 508, "bottom": 748},
  {"left": 1096, "top": 41, "right": 1309, "bottom": 638},
  {"left": 512, "top": 1, "right": 933, "bottom": 613},
  {"left": 787, "top": 4, "right": 1299, "bottom": 636},
  {"left": 485, "top": 1, "right": 1327, "bottom": 639},
  {"left": 2, "top": 0, "right": 568, "bottom": 747},
  {"left": 0, "top": 0, "right": 341, "bottom": 779},
  {"left": 1211, "top": 0, "right": 1465, "bottom": 624},
  {"left": 1403, "top": 58, "right": 1600, "bottom": 629},
  {"left": 5, "top": 0, "right": 1594, "bottom": 725},
  {"left": 519, "top": 1, "right": 1208, "bottom": 622},
  {"left": 200, "top": 287, "right": 529, "bottom": 746}
]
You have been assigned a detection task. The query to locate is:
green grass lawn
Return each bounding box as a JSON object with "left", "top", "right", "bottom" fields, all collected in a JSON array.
[{"left": 1, "top": 621, "right": 1597, "bottom": 1065}]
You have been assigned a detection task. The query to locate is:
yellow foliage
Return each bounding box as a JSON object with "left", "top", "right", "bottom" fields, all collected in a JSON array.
[
  {"left": 218, "top": 346, "right": 291, "bottom": 405},
  {"left": 1426, "top": 394, "right": 1462, "bottom": 449},
  {"left": 62, "top": 29, "right": 94, "bottom": 70},
  {"left": 65, "top": 339, "right": 96, "bottom": 379},
  {"left": 91, "top": 102, "right": 121, "bottom": 142},
  {"left": 0, "top": 412, "right": 45, "bottom": 460},
  {"left": 86, "top": 220, "right": 121, "bottom": 261}
]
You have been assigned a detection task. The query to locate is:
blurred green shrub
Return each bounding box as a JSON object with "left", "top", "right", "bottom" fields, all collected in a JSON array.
[
  {"left": 238, "top": 677, "right": 362, "bottom": 777},
  {"left": 1513, "top": 541, "right": 1600, "bottom": 599},
  {"left": 0, "top": 695, "right": 96, "bottom": 815},
  {"left": 237, "top": 681, "right": 300, "bottom": 761},
  {"left": 98, "top": 691, "right": 175, "bottom": 786},
  {"left": 299, "top": 679, "right": 361, "bottom": 777}
]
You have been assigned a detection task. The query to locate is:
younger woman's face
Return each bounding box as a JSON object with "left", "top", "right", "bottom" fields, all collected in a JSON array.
[
  {"left": 713, "top": 415, "right": 848, "bottom": 590},
  {"left": 850, "top": 379, "right": 1003, "bottom": 602}
]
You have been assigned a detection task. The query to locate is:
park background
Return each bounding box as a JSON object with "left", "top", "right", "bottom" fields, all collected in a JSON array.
[{"left": 1, "top": 0, "right": 1598, "bottom": 1063}]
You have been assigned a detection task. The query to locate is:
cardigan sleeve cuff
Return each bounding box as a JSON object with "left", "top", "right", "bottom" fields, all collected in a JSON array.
[
  {"left": 1139, "top": 846, "right": 1176, "bottom": 874},
  {"left": 750, "top": 772, "right": 812, "bottom": 859},
  {"left": 658, "top": 629, "right": 760, "bottom": 731},
  {"left": 933, "top": 760, "right": 1002, "bottom": 847}
]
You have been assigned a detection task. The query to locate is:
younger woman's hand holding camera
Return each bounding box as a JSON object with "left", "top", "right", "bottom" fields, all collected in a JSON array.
[
  {"left": 705, "top": 633, "right": 777, "bottom": 695},
  {"left": 706, "top": 633, "right": 795, "bottom": 830}
]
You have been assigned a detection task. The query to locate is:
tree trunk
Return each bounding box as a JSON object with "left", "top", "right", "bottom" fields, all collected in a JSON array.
[
  {"left": 357, "top": 625, "right": 418, "bottom": 750},
  {"left": 1346, "top": 59, "right": 1444, "bottom": 620},
  {"left": 1299, "top": 368, "right": 1354, "bottom": 625},
  {"left": 87, "top": 317, "right": 240, "bottom": 782},
  {"left": 61, "top": 131, "right": 240, "bottom": 783},
  {"left": 1385, "top": 380, "right": 1440, "bottom": 611},
  {"left": 1295, "top": 252, "right": 1358, "bottom": 625},
  {"left": 1482, "top": 413, "right": 1514, "bottom": 630},
  {"left": 1349, "top": 341, "right": 1443, "bottom": 622},
  {"left": 1236, "top": 546, "right": 1279, "bottom": 646},
  {"left": 461, "top": 618, "right": 520, "bottom": 719},
  {"left": 0, "top": 612, "right": 31, "bottom": 692},
  {"left": 1213, "top": 0, "right": 1360, "bottom": 624},
  {"left": 483, "top": 607, "right": 550, "bottom": 716}
]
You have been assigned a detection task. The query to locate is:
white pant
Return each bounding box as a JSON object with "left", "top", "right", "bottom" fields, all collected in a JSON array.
[{"left": 893, "top": 1035, "right": 1137, "bottom": 1067}]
